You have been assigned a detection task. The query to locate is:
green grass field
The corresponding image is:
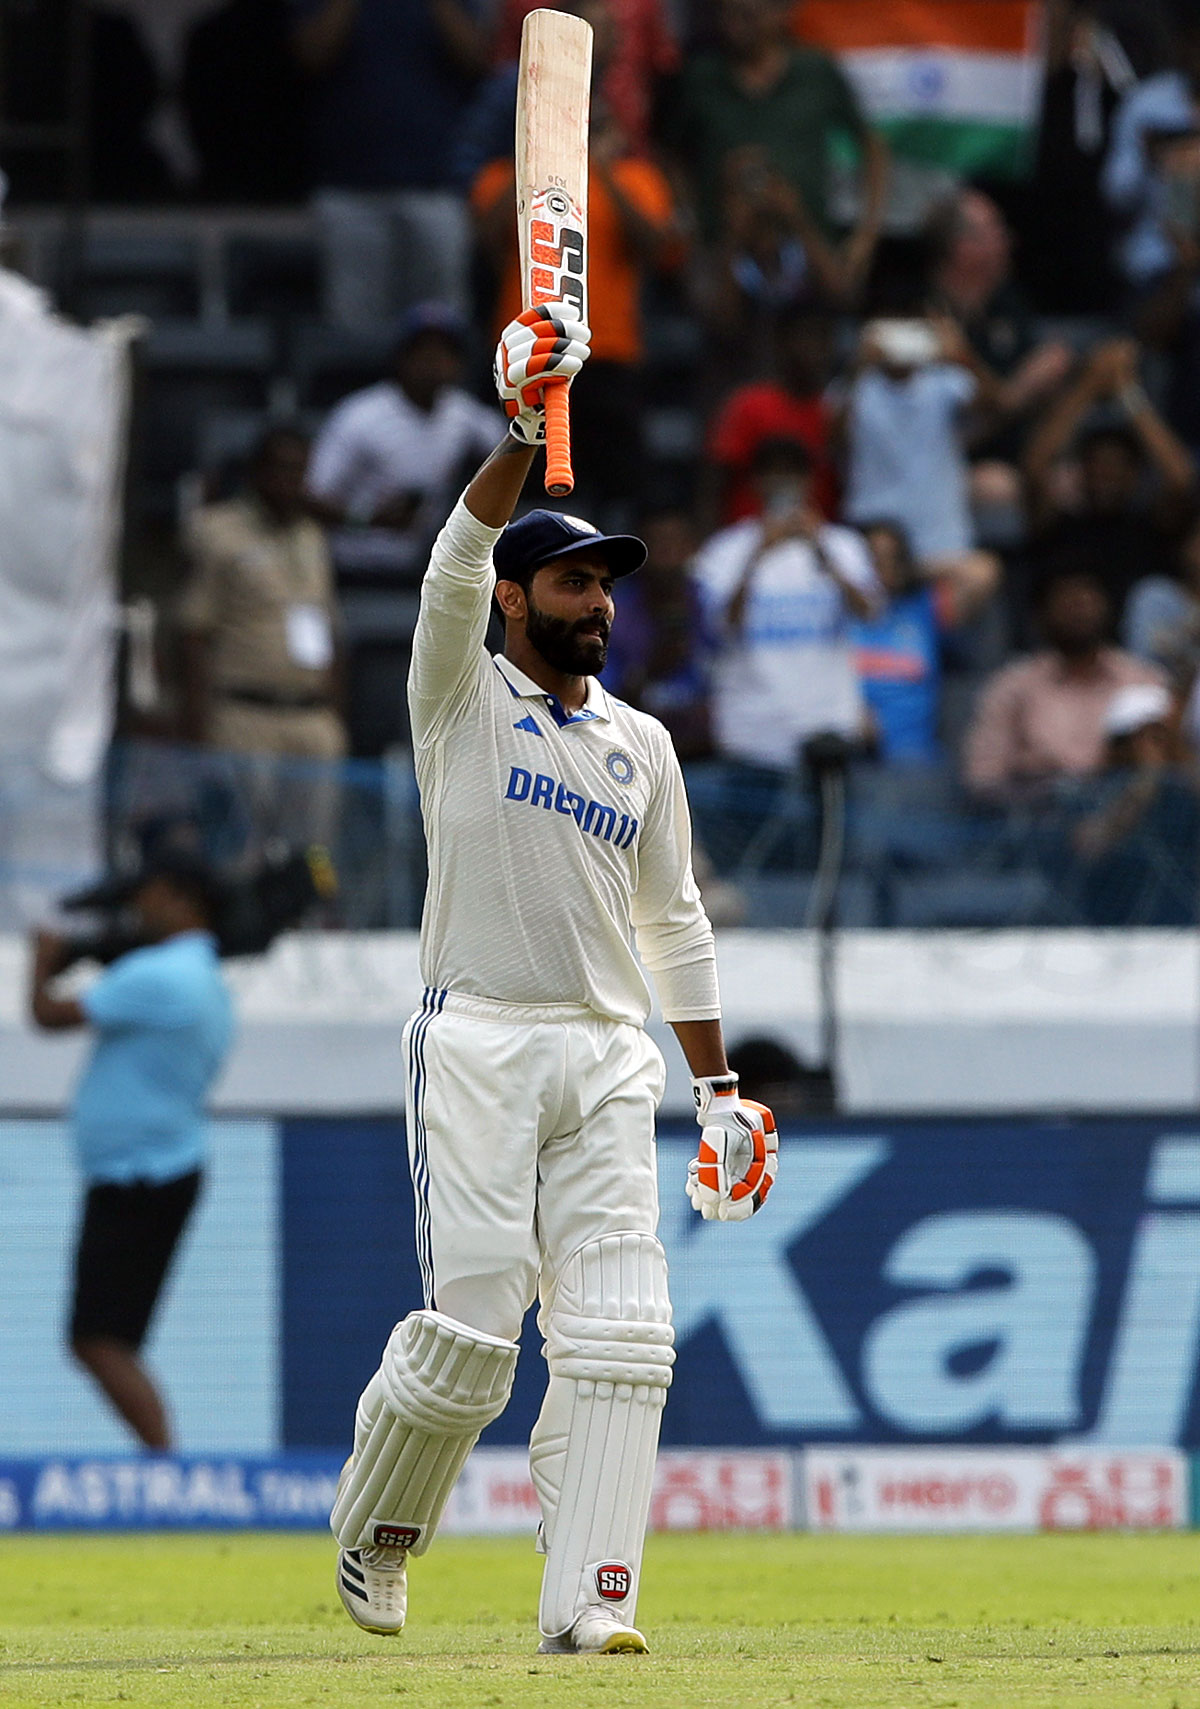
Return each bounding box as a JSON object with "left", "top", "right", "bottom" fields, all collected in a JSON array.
[{"left": 0, "top": 1531, "right": 1198, "bottom": 1708}]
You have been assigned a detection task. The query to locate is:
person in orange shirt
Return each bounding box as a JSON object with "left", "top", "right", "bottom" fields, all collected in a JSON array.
[{"left": 470, "top": 0, "right": 681, "bottom": 526}]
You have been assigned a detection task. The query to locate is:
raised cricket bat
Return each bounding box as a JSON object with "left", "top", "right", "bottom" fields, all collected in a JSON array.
[{"left": 515, "top": 7, "right": 593, "bottom": 497}]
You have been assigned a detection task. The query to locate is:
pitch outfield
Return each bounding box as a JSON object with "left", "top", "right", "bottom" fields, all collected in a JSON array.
[{"left": 0, "top": 1532, "right": 1197, "bottom": 1708}]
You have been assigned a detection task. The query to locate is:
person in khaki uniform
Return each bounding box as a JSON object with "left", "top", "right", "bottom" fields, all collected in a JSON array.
[{"left": 179, "top": 426, "right": 346, "bottom": 849}]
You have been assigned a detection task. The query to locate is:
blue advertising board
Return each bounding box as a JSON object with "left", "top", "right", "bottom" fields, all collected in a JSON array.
[
  {"left": 280, "top": 1118, "right": 1200, "bottom": 1452},
  {"left": 3, "top": 1117, "right": 1198, "bottom": 1456},
  {"left": 0, "top": 1454, "right": 343, "bottom": 1530}
]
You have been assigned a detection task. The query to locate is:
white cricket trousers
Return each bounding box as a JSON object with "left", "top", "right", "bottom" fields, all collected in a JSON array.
[{"left": 402, "top": 988, "right": 668, "bottom": 1340}]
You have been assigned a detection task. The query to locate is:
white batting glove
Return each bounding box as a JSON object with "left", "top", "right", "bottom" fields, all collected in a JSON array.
[
  {"left": 494, "top": 302, "right": 591, "bottom": 446},
  {"left": 686, "top": 1074, "right": 778, "bottom": 1222}
]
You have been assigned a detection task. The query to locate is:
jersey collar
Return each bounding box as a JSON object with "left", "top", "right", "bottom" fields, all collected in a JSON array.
[{"left": 494, "top": 656, "right": 612, "bottom": 726}]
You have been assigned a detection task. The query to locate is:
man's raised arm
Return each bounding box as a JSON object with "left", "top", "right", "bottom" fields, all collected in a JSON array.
[
  {"left": 407, "top": 304, "right": 590, "bottom": 742},
  {"left": 463, "top": 439, "right": 538, "bottom": 529}
]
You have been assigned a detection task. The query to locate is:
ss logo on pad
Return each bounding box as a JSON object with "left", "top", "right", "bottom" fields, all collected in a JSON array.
[{"left": 595, "top": 1562, "right": 631, "bottom": 1600}]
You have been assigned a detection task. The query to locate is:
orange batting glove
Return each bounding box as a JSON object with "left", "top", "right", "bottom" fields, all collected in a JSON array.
[
  {"left": 686, "top": 1074, "right": 778, "bottom": 1221},
  {"left": 494, "top": 301, "right": 590, "bottom": 445}
]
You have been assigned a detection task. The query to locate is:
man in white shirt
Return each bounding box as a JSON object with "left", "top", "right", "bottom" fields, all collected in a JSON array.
[
  {"left": 693, "top": 437, "right": 880, "bottom": 774},
  {"left": 328, "top": 302, "right": 777, "bottom": 1655},
  {"left": 306, "top": 302, "right": 503, "bottom": 752}
]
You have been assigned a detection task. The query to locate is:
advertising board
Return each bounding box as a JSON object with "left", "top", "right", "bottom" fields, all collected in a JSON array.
[{"left": 804, "top": 1448, "right": 1188, "bottom": 1531}]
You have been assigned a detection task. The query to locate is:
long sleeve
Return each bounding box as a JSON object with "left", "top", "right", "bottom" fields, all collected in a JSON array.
[
  {"left": 408, "top": 494, "right": 506, "bottom": 748},
  {"left": 632, "top": 734, "right": 720, "bottom": 1022}
]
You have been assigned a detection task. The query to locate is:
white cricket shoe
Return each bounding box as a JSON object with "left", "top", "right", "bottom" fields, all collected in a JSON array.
[
  {"left": 538, "top": 1607, "right": 649, "bottom": 1655},
  {"left": 336, "top": 1543, "right": 408, "bottom": 1635}
]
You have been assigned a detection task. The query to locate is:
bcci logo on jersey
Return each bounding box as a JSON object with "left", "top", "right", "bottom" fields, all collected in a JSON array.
[{"left": 604, "top": 749, "right": 636, "bottom": 786}]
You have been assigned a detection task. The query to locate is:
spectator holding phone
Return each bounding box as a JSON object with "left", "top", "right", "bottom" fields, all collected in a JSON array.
[
  {"left": 690, "top": 146, "right": 857, "bottom": 401},
  {"left": 1023, "top": 337, "right": 1196, "bottom": 628},
  {"left": 664, "top": 0, "right": 887, "bottom": 305},
  {"left": 692, "top": 437, "right": 880, "bottom": 779},
  {"left": 926, "top": 187, "right": 1074, "bottom": 534},
  {"left": 842, "top": 311, "right": 1001, "bottom": 625}
]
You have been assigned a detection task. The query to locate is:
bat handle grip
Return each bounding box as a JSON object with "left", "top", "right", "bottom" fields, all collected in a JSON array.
[{"left": 543, "top": 380, "right": 574, "bottom": 497}]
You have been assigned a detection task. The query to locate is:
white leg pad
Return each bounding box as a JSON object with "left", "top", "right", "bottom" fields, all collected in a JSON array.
[
  {"left": 531, "top": 1232, "right": 674, "bottom": 1638},
  {"left": 330, "top": 1309, "right": 518, "bottom": 1554}
]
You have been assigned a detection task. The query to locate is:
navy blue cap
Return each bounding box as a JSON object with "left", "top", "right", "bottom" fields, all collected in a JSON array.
[
  {"left": 393, "top": 300, "right": 468, "bottom": 353},
  {"left": 494, "top": 509, "right": 647, "bottom": 582}
]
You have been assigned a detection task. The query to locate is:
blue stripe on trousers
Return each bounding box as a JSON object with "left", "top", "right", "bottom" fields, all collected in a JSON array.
[{"left": 407, "top": 986, "right": 445, "bottom": 1309}]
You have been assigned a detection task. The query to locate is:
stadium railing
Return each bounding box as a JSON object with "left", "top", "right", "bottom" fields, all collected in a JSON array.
[{"left": 1, "top": 743, "right": 1193, "bottom": 933}]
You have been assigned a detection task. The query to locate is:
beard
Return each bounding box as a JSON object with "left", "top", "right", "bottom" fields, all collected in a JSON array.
[{"left": 525, "top": 594, "right": 611, "bottom": 676}]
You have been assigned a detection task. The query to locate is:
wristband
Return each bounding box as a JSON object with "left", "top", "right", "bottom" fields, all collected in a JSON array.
[{"left": 692, "top": 1073, "right": 739, "bottom": 1115}]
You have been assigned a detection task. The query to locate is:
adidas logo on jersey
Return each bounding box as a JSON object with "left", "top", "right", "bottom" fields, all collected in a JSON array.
[{"left": 504, "top": 765, "right": 639, "bottom": 850}]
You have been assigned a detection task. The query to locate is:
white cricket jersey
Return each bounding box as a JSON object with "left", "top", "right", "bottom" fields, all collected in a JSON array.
[{"left": 409, "top": 495, "right": 720, "bottom": 1027}]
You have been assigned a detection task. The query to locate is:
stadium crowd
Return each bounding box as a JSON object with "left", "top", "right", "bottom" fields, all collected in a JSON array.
[{"left": 11, "top": 0, "right": 1200, "bottom": 927}]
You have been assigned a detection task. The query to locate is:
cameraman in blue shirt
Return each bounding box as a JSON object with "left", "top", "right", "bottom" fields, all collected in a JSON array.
[{"left": 28, "top": 850, "right": 235, "bottom": 1449}]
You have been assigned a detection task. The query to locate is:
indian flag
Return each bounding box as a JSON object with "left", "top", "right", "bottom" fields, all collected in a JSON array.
[{"left": 796, "top": 0, "right": 1046, "bottom": 178}]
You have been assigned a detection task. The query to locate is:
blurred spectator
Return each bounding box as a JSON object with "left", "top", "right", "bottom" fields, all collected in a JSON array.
[
  {"left": 490, "top": 0, "right": 677, "bottom": 156},
  {"left": 692, "top": 438, "right": 879, "bottom": 775},
  {"left": 601, "top": 512, "right": 712, "bottom": 759},
  {"left": 471, "top": 6, "right": 680, "bottom": 526},
  {"left": 1100, "top": 15, "right": 1200, "bottom": 450},
  {"left": 290, "top": 0, "right": 489, "bottom": 328},
  {"left": 690, "top": 149, "right": 853, "bottom": 394},
  {"left": 1024, "top": 338, "right": 1196, "bottom": 624},
  {"left": 664, "top": 0, "right": 887, "bottom": 302},
  {"left": 305, "top": 304, "right": 501, "bottom": 754},
  {"left": 1122, "top": 506, "right": 1200, "bottom": 667},
  {"left": 926, "top": 187, "right": 1074, "bottom": 529},
  {"left": 703, "top": 308, "right": 838, "bottom": 527},
  {"left": 1102, "top": 16, "right": 1200, "bottom": 292},
  {"left": 964, "top": 569, "right": 1168, "bottom": 796},
  {"left": 1072, "top": 680, "right": 1200, "bottom": 924},
  {"left": 851, "top": 522, "right": 942, "bottom": 766},
  {"left": 1133, "top": 183, "right": 1200, "bottom": 452},
  {"left": 179, "top": 426, "right": 346, "bottom": 846},
  {"left": 842, "top": 312, "right": 1002, "bottom": 624},
  {"left": 1013, "top": 0, "right": 1133, "bottom": 313}
]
